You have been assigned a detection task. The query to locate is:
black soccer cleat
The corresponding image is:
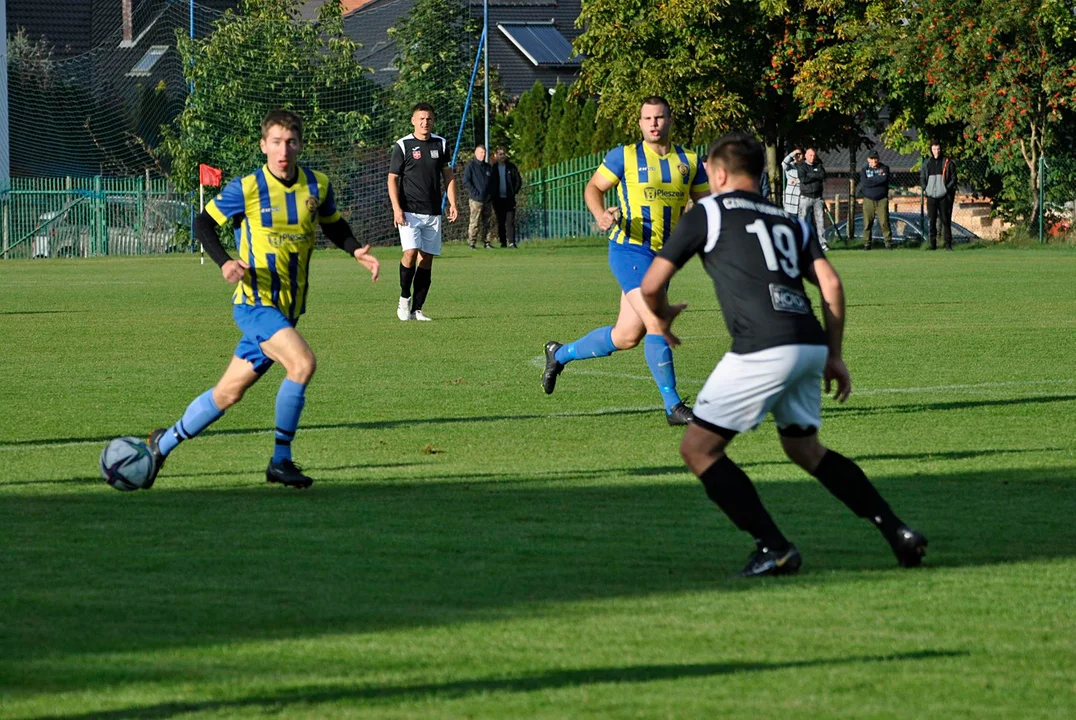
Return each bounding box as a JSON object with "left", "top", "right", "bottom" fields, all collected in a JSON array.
[
  {"left": 737, "top": 544, "right": 802, "bottom": 578},
  {"left": 890, "top": 525, "right": 928, "bottom": 568},
  {"left": 666, "top": 403, "right": 694, "bottom": 426},
  {"left": 542, "top": 341, "right": 564, "bottom": 395},
  {"left": 144, "top": 427, "right": 169, "bottom": 489},
  {"left": 266, "top": 459, "right": 314, "bottom": 489}
]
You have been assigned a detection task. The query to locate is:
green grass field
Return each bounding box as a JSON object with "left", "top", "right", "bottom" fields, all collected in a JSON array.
[{"left": 2, "top": 241, "right": 1075, "bottom": 719}]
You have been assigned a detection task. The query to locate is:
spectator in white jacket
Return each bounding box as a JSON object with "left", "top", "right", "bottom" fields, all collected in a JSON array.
[{"left": 781, "top": 147, "right": 803, "bottom": 215}]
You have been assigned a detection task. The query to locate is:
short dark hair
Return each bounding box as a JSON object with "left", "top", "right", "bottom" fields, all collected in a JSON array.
[
  {"left": 707, "top": 132, "right": 764, "bottom": 179},
  {"left": 867, "top": 150, "right": 880, "bottom": 159},
  {"left": 639, "top": 96, "right": 671, "bottom": 115},
  {"left": 930, "top": 139, "right": 942, "bottom": 147},
  {"left": 804, "top": 145, "right": 818, "bottom": 153},
  {"left": 261, "top": 109, "right": 303, "bottom": 140},
  {"left": 495, "top": 145, "right": 507, "bottom": 153},
  {"left": 411, "top": 102, "right": 435, "bottom": 115}
]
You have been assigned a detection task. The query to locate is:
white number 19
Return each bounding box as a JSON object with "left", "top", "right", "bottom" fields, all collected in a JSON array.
[{"left": 746, "top": 219, "right": 800, "bottom": 278}]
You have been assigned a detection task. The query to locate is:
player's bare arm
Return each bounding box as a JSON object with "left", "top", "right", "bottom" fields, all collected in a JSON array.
[
  {"left": 354, "top": 245, "right": 380, "bottom": 281},
  {"left": 640, "top": 256, "right": 687, "bottom": 347},
  {"left": 810, "top": 257, "right": 851, "bottom": 402},
  {"left": 443, "top": 166, "right": 459, "bottom": 222},
  {"left": 387, "top": 173, "right": 405, "bottom": 226},
  {"left": 585, "top": 171, "right": 620, "bottom": 231}
]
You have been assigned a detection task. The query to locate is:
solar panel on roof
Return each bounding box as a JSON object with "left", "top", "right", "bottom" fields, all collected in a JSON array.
[{"left": 498, "top": 23, "right": 580, "bottom": 67}]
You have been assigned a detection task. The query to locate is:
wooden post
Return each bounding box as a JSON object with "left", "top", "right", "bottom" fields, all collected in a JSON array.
[{"left": 848, "top": 144, "right": 857, "bottom": 244}]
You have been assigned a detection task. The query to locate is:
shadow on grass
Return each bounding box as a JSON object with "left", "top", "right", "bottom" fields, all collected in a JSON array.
[
  {"left": 4, "top": 393, "right": 1075, "bottom": 450},
  {"left": 2, "top": 463, "right": 1074, "bottom": 674},
  {"left": 32, "top": 650, "right": 967, "bottom": 720}
]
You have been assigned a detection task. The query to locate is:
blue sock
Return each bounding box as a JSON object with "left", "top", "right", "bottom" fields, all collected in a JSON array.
[
  {"left": 159, "top": 389, "right": 224, "bottom": 456},
  {"left": 644, "top": 334, "right": 682, "bottom": 412},
  {"left": 272, "top": 379, "right": 307, "bottom": 463},
  {"left": 555, "top": 326, "right": 617, "bottom": 364}
]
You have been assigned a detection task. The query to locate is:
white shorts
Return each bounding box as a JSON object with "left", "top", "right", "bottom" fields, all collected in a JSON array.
[
  {"left": 398, "top": 212, "right": 443, "bottom": 255},
  {"left": 693, "top": 344, "right": 828, "bottom": 435}
]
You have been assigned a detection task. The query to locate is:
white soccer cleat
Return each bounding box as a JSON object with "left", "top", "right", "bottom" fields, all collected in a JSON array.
[
  {"left": 397, "top": 297, "right": 411, "bottom": 321},
  {"left": 409, "top": 310, "right": 432, "bottom": 321}
]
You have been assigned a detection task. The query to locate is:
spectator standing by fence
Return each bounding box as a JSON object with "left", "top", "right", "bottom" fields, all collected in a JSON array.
[
  {"left": 463, "top": 145, "right": 494, "bottom": 249},
  {"left": 859, "top": 151, "right": 892, "bottom": 250},
  {"left": 921, "top": 140, "right": 958, "bottom": 250},
  {"left": 490, "top": 146, "right": 523, "bottom": 248},
  {"left": 796, "top": 147, "right": 828, "bottom": 250},
  {"left": 781, "top": 147, "right": 802, "bottom": 215}
]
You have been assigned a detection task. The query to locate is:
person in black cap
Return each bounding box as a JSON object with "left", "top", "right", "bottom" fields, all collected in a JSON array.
[{"left": 859, "top": 151, "right": 892, "bottom": 250}]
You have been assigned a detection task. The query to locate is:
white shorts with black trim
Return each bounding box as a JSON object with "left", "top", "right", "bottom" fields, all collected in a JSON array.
[
  {"left": 398, "top": 212, "right": 443, "bottom": 255},
  {"left": 693, "top": 344, "right": 828, "bottom": 434}
]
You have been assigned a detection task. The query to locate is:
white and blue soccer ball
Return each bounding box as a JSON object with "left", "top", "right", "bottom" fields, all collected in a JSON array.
[{"left": 100, "top": 436, "right": 155, "bottom": 491}]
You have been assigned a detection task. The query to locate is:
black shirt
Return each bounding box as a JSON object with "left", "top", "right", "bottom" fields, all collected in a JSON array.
[
  {"left": 795, "top": 160, "right": 826, "bottom": 198},
  {"left": 660, "top": 190, "right": 828, "bottom": 354},
  {"left": 389, "top": 133, "right": 451, "bottom": 215}
]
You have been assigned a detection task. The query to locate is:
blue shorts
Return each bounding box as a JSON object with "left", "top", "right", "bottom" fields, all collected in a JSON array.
[
  {"left": 233, "top": 305, "right": 297, "bottom": 374},
  {"left": 608, "top": 242, "right": 657, "bottom": 293}
]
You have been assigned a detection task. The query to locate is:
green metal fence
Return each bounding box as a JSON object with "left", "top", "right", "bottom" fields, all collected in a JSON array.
[
  {"left": 519, "top": 149, "right": 1076, "bottom": 246},
  {"left": 0, "top": 176, "right": 190, "bottom": 260},
  {"left": 518, "top": 147, "right": 708, "bottom": 241}
]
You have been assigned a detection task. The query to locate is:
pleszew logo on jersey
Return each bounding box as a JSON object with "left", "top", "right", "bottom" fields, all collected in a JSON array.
[
  {"left": 411, "top": 147, "right": 422, "bottom": 160},
  {"left": 769, "top": 284, "right": 810, "bottom": 314}
]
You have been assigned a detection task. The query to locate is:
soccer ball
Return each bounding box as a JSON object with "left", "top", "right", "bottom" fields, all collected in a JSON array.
[{"left": 100, "top": 436, "right": 155, "bottom": 491}]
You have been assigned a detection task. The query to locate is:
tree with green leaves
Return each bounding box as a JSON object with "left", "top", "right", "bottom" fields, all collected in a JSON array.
[
  {"left": 578, "top": 98, "right": 599, "bottom": 156},
  {"left": 575, "top": 0, "right": 867, "bottom": 183},
  {"left": 555, "top": 97, "right": 584, "bottom": 161},
  {"left": 163, "top": 0, "right": 378, "bottom": 193},
  {"left": 509, "top": 81, "right": 549, "bottom": 171},
  {"left": 543, "top": 82, "right": 568, "bottom": 165},
  {"left": 898, "top": 0, "right": 1076, "bottom": 224},
  {"left": 387, "top": 0, "right": 479, "bottom": 140}
]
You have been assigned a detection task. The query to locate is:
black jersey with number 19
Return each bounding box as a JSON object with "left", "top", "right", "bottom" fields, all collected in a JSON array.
[{"left": 659, "top": 190, "right": 828, "bottom": 354}]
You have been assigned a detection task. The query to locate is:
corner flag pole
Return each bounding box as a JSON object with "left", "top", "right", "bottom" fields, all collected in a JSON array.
[{"left": 198, "top": 183, "right": 205, "bottom": 265}]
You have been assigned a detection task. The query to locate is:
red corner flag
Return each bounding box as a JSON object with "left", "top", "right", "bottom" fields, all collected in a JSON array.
[{"left": 198, "top": 163, "right": 223, "bottom": 187}]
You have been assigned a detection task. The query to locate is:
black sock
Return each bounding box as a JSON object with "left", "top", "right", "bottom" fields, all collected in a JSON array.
[
  {"left": 699, "top": 456, "right": 789, "bottom": 551},
  {"left": 399, "top": 264, "right": 416, "bottom": 299},
  {"left": 412, "top": 266, "right": 432, "bottom": 311},
  {"left": 811, "top": 450, "right": 902, "bottom": 536}
]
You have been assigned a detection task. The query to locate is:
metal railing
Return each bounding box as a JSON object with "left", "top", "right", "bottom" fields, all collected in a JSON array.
[{"left": 0, "top": 175, "right": 190, "bottom": 260}]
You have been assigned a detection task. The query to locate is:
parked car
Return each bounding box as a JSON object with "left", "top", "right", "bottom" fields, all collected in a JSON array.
[
  {"left": 823, "top": 211, "right": 980, "bottom": 247},
  {"left": 31, "top": 196, "right": 189, "bottom": 258},
  {"left": 31, "top": 204, "right": 90, "bottom": 258}
]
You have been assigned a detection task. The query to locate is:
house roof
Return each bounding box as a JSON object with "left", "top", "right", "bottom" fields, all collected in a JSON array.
[{"left": 342, "top": 0, "right": 582, "bottom": 96}]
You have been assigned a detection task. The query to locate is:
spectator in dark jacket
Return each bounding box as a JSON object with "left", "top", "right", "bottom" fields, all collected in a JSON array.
[
  {"left": 490, "top": 146, "right": 523, "bottom": 248},
  {"left": 920, "top": 140, "right": 958, "bottom": 250},
  {"left": 463, "top": 145, "right": 494, "bottom": 248},
  {"left": 796, "top": 147, "right": 828, "bottom": 249},
  {"left": 858, "top": 151, "right": 892, "bottom": 250}
]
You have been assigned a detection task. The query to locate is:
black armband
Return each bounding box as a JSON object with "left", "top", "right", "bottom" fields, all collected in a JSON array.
[{"left": 194, "top": 211, "right": 232, "bottom": 268}]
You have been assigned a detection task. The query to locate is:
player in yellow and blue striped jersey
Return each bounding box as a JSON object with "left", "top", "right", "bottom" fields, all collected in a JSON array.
[
  {"left": 541, "top": 97, "right": 710, "bottom": 425},
  {"left": 142, "top": 110, "right": 380, "bottom": 490}
]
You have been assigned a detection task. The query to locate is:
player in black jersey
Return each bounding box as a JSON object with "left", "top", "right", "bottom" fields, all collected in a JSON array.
[
  {"left": 388, "top": 103, "right": 459, "bottom": 321},
  {"left": 641, "top": 132, "right": 927, "bottom": 578}
]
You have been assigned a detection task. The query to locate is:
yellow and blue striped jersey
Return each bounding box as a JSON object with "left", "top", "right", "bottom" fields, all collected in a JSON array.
[
  {"left": 206, "top": 165, "right": 341, "bottom": 320},
  {"left": 597, "top": 143, "right": 708, "bottom": 252}
]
